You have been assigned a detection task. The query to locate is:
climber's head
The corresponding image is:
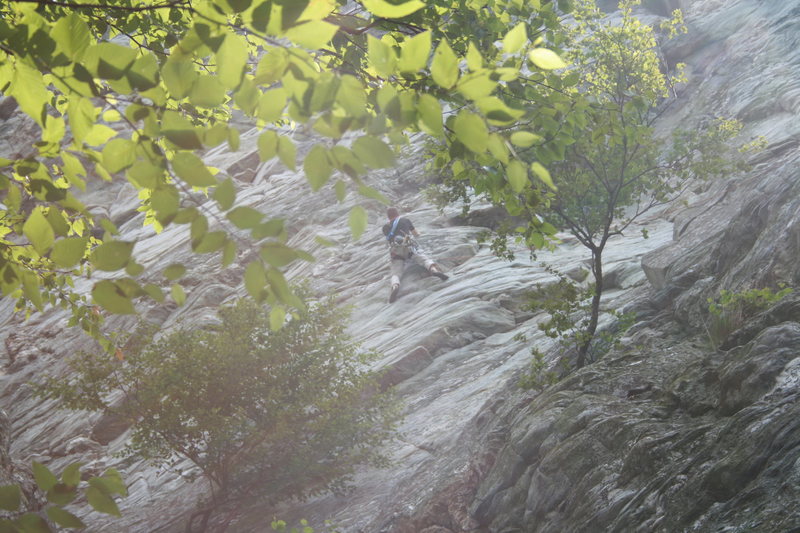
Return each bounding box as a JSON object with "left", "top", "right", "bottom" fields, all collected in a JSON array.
[{"left": 387, "top": 207, "right": 399, "bottom": 221}]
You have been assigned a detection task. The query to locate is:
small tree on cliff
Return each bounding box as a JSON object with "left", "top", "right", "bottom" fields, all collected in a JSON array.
[
  {"left": 42, "top": 296, "right": 399, "bottom": 532},
  {"left": 434, "top": 0, "right": 762, "bottom": 369}
]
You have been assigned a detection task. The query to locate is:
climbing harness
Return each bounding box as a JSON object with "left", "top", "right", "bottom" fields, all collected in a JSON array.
[{"left": 386, "top": 218, "right": 418, "bottom": 259}]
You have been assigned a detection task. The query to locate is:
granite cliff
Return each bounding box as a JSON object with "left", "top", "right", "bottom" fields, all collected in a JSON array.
[{"left": 2, "top": 0, "right": 800, "bottom": 531}]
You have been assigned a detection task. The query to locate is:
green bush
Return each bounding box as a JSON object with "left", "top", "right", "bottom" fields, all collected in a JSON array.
[
  {"left": 705, "top": 285, "right": 793, "bottom": 349},
  {"left": 42, "top": 297, "right": 399, "bottom": 531}
]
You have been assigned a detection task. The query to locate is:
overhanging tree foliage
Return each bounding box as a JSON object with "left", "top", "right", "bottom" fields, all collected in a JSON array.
[
  {"left": 42, "top": 297, "right": 398, "bottom": 531},
  {"left": 434, "top": 0, "right": 762, "bottom": 368},
  {"left": 0, "top": 0, "right": 578, "bottom": 348}
]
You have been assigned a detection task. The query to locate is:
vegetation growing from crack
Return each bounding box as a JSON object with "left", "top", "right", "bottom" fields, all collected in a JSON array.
[
  {"left": 705, "top": 284, "right": 794, "bottom": 350},
  {"left": 39, "top": 296, "right": 399, "bottom": 532}
]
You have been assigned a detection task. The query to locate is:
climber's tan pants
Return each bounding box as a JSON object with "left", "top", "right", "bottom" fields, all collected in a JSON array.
[{"left": 390, "top": 250, "right": 435, "bottom": 287}]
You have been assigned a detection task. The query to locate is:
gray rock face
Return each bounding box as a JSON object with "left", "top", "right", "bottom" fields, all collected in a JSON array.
[{"left": 2, "top": 1, "right": 800, "bottom": 532}]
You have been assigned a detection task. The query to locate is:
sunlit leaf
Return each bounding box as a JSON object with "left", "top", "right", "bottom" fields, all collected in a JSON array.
[
  {"left": 431, "top": 40, "right": 459, "bottom": 89},
  {"left": 454, "top": 110, "right": 488, "bottom": 153},
  {"left": 503, "top": 23, "right": 527, "bottom": 54},
  {"left": 529, "top": 48, "right": 567, "bottom": 70},
  {"left": 361, "top": 0, "right": 425, "bottom": 18},
  {"left": 531, "top": 161, "right": 556, "bottom": 190}
]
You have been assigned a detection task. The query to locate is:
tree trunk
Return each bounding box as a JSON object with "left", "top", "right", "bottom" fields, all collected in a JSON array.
[{"left": 577, "top": 246, "right": 603, "bottom": 368}]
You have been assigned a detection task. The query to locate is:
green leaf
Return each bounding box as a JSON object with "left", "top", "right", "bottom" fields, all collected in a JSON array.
[
  {"left": 32, "top": 462, "right": 58, "bottom": 492},
  {"left": 23, "top": 208, "right": 55, "bottom": 255},
  {"left": 189, "top": 75, "right": 227, "bottom": 108},
  {"left": 361, "top": 0, "right": 425, "bottom": 18},
  {"left": 102, "top": 138, "right": 136, "bottom": 173},
  {"left": 233, "top": 78, "right": 260, "bottom": 115},
  {"left": 22, "top": 272, "right": 43, "bottom": 311},
  {"left": 267, "top": 267, "right": 301, "bottom": 308},
  {"left": 336, "top": 75, "right": 367, "bottom": 117},
  {"left": 457, "top": 72, "right": 497, "bottom": 100},
  {"left": 367, "top": 35, "right": 396, "bottom": 78},
  {"left": 466, "top": 42, "right": 483, "bottom": 71},
  {"left": 507, "top": 160, "right": 529, "bottom": 193},
  {"left": 52, "top": 13, "right": 91, "bottom": 60},
  {"left": 334, "top": 180, "right": 346, "bottom": 202},
  {"left": 90, "top": 241, "right": 133, "bottom": 271},
  {"left": 431, "top": 40, "right": 459, "bottom": 89},
  {"left": 531, "top": 161, "right": 556, "bottom": 190},
  {"left": 258, "top": 130, "right": 279, "bottom": 161},
  {"left": 46, "top": 483, "right": 77, "bottom": 506},
  {"left": 530, "top": 232, "right": 545, "bottom": 249},
  {"left": 10, "top": 62, "right": 49, "bottom": 126},
  {"left": 16, "top": 513, "right": 51, "bottom": 533},
  {"left": 254, "top": 48, "right": 289, "bottom": 85},
  {"left": 163, "top": 264, "right": 186, "bottom": 281},
  {"left": 510, "top": 131, "right": 543, "bottom": 148},
  {"left": 259, "top": 243, "right": 297, "bottom": 268},
  {"left": 277, "top": 137, "right": 296, "bottom": 170},
  {"left": 162, "top": 58, "right": 198, "bottom": 99},
  {"left": 284, "top": 20, "right": 338, "bottom": 49},
  {"left": 217, "top": 33, "right": 249, "bottom": 89},
  {"left": 257, "top": 88, "right": 288, "bottom": 122},
  {"left": 172, "top": 152, "right": 217, "bottom": 187},
  {"left": 127, "top": 160, "right": 162, "bottom": 189},
  {"left": 348, "top": 206, "right": 368, "bottom": 240},
  {"left": 171, "top": 283, "right": 186, "bottom": 306},
  {"left": 126, "top": 261, "right": 145, "bottom": 277},
  {"left": 529, "top": 48, "right": 567, "bottom": 70},
  {"left": 454, "top": 110, "right": 488, "bottom": 154},
  {"left": 269, "top": 306, "right": 286, "bottom": 331},
  {"left": 398, "top": 31, "right": 431, "bottom": 74},
  {"left": 46, "top": 507, "right": 85, "bottom": 528},
  {"left": 162, "top": 111, "right": 203, "bottom": 150},
  {"left": 86, "top": 42, "right": 136, "bottom": 79},
  {"left": 227, "top": 206, "right": 264, "bottom": 229},
  {"left": 61, "top": 463, "right": 82, "bottom": 487},
  {"left": 150, "top": 186, "right": 180, "bottom": 218},
  {"left": 96, "top": 469, "right": 126, "bottom": 496},
  {"left": 0, "top": 485, "right": 20, "bottom": 512},
  {"left": 353, "top": 136, "right": 396, "bottom": 169},
  {"left": 193, "top": 231, "right": 226, "bottom": 254},
  {"left": 86, "top": 486, "right": 121, "bottom": 517},
  {"left": 503, "top": 22, "right": 528, "bottom": 54},
  {"left": 487, "top": 133, "right": 509, "bottom": 164},
  {"left": 92, "top": 280, "right": 135, "bottom": 314},
  {"left": 244, "top": 260, "right": 267, "bottom": 300},
  {"left": 213, "top": 178, "right": 236, "bottom": 210},
  {"left": 417, "top": 94, "right": 443, "bottom": 137},
  {"left": 51, "top": 237, "right": 87, "bottom": 268},
  {"left": 83, "top": 124, "right": 118, "bottom": 147},
  {"left": 143, "top": 283, "right": 165, "bottom": 303},
  {"left": 222, "top": 240, "right": 237, "bottom": 267},
  {"left": 46, "top": 209, "right": 70, "bottom": 237},
  {"left": 303, "top": 145, "right": 332, "bottom": 191}
]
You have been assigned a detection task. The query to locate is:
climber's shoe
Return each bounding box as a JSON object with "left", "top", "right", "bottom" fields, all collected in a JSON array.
[
  {"left": 389, "top": 284, "right": 400, "bottom": 303},
  {"left": 430, "top": 266, "right": 449, "bottom": 281}
]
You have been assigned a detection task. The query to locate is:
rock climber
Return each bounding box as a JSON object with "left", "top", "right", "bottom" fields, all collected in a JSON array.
[{"left": 382, "top": 207, "right": 448, "bottom": 303}]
